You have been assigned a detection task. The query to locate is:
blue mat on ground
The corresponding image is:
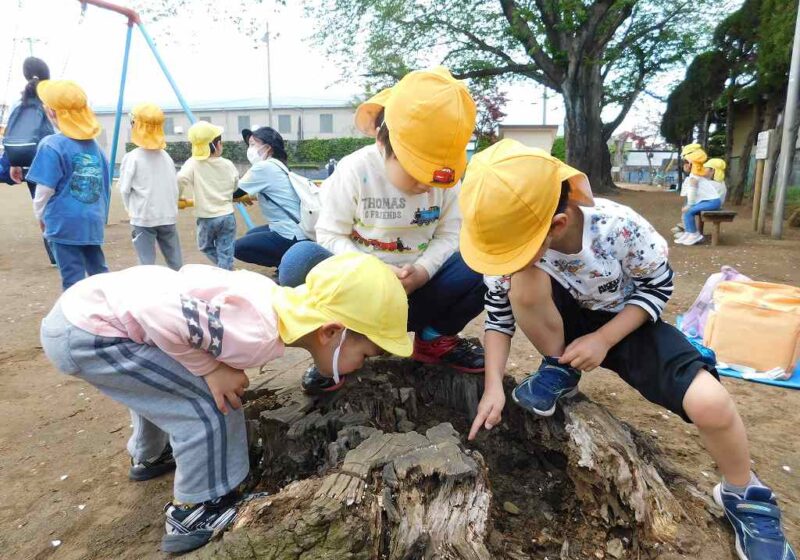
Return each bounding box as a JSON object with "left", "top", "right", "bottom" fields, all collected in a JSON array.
[{"left": 676, "top": 316, "right": 800, "bottom": 390}]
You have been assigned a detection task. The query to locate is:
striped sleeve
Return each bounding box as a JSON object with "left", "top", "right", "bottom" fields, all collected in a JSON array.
[
  {"left": 626, "top": 262, "right": 674, "bottom": 321},
  {"left": 483, "top": 275, "right": 516, "bottom": 336}
]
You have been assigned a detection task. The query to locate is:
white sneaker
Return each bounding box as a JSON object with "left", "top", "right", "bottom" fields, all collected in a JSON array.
[
  {"left": 674, "top": 232, "right": 690, "bottom": 244},
  {"left": 683, "top": 232, "right": 704, "bottom": 245}
]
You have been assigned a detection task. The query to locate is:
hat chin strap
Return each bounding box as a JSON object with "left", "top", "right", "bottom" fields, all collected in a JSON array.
[{"left": 331, "top": 328, "right": 348, "bottom": 384}]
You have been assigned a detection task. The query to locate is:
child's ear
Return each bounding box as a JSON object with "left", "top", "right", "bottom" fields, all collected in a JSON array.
[
  {"left": 550, "top": 212, "right": 569, "bottom": 237},
  {"left": 317, "top": 322, "right": 345, "bottom": 346}
]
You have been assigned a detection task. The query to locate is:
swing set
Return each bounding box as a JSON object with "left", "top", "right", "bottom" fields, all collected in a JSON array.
[{"left": 44, "top": 1, "right": 255, "bottom": 228}]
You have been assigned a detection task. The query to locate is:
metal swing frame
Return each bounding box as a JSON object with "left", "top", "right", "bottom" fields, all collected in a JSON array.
[{"left": 76, "top": 0, "right": 255, "bottom": 229}]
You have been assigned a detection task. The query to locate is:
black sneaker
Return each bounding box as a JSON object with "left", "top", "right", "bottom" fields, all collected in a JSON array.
[
  {"left": 129, "top": 444, "right": 176, "bottom": 482},
  {"left": 161, "top": 493, "right": 239, "bottom": 553},
  {"left": 301, "top": 365, "right": 345, "bottom": 395}
]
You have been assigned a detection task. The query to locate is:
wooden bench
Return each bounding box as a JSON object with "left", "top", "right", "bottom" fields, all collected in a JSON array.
[{"left": 699, "top": 211, "right": 737, "bottom": 246}]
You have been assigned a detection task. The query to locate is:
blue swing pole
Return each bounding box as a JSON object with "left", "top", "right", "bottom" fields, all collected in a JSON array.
[
  {"left": 137, "top": 23, "right": 255, "bottom": 230},
  {"left": 108, "top": 22, "right": 133, "bottom": 185}
]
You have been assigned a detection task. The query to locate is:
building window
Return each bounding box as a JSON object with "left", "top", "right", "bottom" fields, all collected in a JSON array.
[
  {"left": 319, "top": 113, "right": 333, "bottom": 134},
  {"left": 200, "top": 116, "right": 212, "bottom": 123},
  {"left": 237, "top": 115, "right": 250, "bottom": 132},
  {"left": 163, "top": 117, "right": 175, "bottom": 135},
  {"left": 278, "top": 114, "right": 292, "bottom": 134}
]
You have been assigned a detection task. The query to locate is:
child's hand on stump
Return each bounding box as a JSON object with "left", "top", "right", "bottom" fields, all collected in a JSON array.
[
  {"left": 204, "top": 364, "right": 250, "bottom": 414},
  {"left": 468, "top": 384, "right": 505, "bottom": 440},
  {"left": 560, "top": 332, "right": 611, "bottom": 371}
]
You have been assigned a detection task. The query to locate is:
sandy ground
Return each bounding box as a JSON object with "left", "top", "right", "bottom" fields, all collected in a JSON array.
[{"left": 0, "top": 182, "right": 798, "bottom": 560}]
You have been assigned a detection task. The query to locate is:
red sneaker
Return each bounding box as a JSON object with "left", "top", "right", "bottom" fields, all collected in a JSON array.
[{"left": 412, "top": 335, "right": 485, "bottom": 374}]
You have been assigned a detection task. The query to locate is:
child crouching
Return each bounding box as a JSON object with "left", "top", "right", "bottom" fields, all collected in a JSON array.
[{"left": 40, "top": 253, "right": 411, "bottom": 553}]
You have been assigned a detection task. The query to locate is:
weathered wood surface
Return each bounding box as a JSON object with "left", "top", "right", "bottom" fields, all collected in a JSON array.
[{"left": 191, "top": 358, "right": 725, "bottom": 559}]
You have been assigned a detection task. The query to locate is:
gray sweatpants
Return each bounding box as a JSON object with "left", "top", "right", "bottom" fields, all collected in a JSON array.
[
  {"left": 131, "top": 224, "right": 183, "bottom": 271},
  {"left": 40, "top": 303, "right": 248, "bottom": 504}
]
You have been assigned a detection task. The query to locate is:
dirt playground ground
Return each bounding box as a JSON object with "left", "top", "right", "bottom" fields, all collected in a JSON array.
[{"left": 0, "top": 183, "right": 798, "bottom": 560}]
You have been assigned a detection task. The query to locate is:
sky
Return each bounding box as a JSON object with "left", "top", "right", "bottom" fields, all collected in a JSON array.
[{"left": 0, "top": 0, "right": 684, "bottom": 139}]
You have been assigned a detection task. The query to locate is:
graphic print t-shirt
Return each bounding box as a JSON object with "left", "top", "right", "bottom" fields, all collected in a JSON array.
[
  {"left": 315, "top": 144, "right": 460, "bottom": 277},
  {"left": 27, "top": 133, "right": 110, "bottom": 245},
  {"left": 483, "top": 199, "right": 674, "bottom": 336}
]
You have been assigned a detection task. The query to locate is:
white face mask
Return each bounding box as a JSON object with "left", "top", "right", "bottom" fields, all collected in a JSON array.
[
  {"left": 331, "top": 328, "right": 348, "bottom": 384},
  {"left": 247, "top": 145, "right": 264, "bottom": 165}
]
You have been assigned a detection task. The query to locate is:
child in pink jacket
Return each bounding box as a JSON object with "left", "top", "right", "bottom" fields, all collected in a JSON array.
[{"left": 40, "top": 253, "right": 410, "bottom": 554}]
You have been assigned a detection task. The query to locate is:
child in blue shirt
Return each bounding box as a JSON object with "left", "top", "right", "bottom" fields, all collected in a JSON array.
[{"left": 26, "top": 80, "right": 110, "bottom": 290}]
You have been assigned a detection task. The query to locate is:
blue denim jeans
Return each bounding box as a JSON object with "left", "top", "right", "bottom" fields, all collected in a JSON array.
[
  {"left": 234, "top": 225, "right": 300, "bottom": 268},
  {"left": 279, "top": 242, "right": 486, "bottom": 335},
  {"left": 197, "top": 214, "right": 237, "bottom": 270},
  {"left": 683, "top": 198, "right": 722, "bottom": 233},
  {"left": 49, "top": 242, "right": 108, "bottom": 291}
]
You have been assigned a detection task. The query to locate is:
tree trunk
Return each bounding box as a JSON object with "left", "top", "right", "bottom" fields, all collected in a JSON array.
[
  {"left": 563, "top": 69, "right": 615, "bottom": 194},
  {"left": 725, "top": 90, "right": 736, "bottom": 165},
  {"left": 731, "top": 101, "right": 765, "bottom": 206},
  {"left": 193, "top": 359, "right": 731, "bottom": 560},
  {"left": 698, "top": 112, "right": 710, "bottom": 149}
]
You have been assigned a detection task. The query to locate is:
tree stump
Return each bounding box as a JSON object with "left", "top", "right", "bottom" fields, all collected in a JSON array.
[{"left": 191, "top": 358, "right": 729, "bottom": 560}]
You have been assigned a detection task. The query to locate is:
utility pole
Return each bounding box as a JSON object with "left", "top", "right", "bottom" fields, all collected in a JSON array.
[
  {"left": 23, "top": 37, "right": 41, "bottom": 56},
  {"left": 262, "top": 22, "right": 274, "bottom": 127},
  {"left": 542, "top": 85, "right": 547, "bottom": 125},
  {"left": 772, "top": 6, "right": 800, "bottom": 239}
]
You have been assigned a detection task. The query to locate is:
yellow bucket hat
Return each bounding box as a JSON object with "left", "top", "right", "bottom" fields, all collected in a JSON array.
[
  {"left": 188, "top": 121, "right": 224, "bottom": 160},
  {"left": 130, "top": 103, "right": 166, "bottom": 150},
  {"left": 704, "top": 158, "right": 726, "bottom": 182},
  {"left": 354, "top": 66, "right": 476, "bottom": 188},
  {"left": 681, "top": 143, "right": 702, "bottom": 157},
  {"left": 682, "top": 143, "right": 708, "bottom": 175},
  {"left": 271, "top": 253, "right": 412, "bottom": 357},
  {"left": 459, "top": 139, "right": 594, "bottom": 276},
  {"left": 36, "top": 80, "right": 101, "bottom": 140}
]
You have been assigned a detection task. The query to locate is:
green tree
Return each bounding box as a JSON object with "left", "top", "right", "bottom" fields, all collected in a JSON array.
[
  {"left": 705, "top": 0, "right": 794, "bottom": 204},
  {"left": 660, "top": 50, "right": 729, "bottom": 146},
  {"left": 303, "top": 0, "right": 713, "bottom": 193}
]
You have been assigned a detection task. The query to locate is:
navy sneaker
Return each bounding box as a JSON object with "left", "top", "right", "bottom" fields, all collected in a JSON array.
[
  {"left": 713, "top": 484, "right": 797, "bottom": 560},
  {"left": 301, "top": 365, "right": 345, "bottom": 395},
  {"left": 511, "top": 357, "right": 581, "bottom": 416},
  {"left": 161, "top": 493, "right": 240, "bottom": 553},
  {"left": 129, "top": 444, "right": 175, "bottom": 482}
]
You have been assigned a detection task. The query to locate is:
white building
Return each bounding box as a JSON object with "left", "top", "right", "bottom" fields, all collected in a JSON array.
[
  {"left": 93, "top": 97, "right": 360, "bottom": 165},
  {"left": 497, "top": 124, "right": 559, "bottom": 153}
]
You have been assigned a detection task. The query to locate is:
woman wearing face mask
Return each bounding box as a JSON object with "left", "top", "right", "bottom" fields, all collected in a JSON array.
[{"left": 233, "top": 127, "right": 306, "bottom": 271}]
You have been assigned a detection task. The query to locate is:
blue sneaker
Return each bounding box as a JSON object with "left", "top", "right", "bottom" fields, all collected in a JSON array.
[
  {"left": 713, "top": 484, "right": 797, "bottom": 560},
  {"left": 511, "top": 357, "right": 581, "bottom": 416}
]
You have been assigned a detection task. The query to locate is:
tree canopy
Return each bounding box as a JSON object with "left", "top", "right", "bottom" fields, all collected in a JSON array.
[
  {"left": 660, "top": 51, "right": 729, "bottom": 145},
  {"left": 304, "top": 0, "right": 716, "bottom": 191}
]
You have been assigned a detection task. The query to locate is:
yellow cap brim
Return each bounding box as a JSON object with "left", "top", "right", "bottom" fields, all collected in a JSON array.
[
  {"left": 272, "top": 285, "right": 413, "bottom": 357},
  {"left": 391, "top": 136, "right": 467, "bottom": 189},
  {"left": 355, "top": 88, "right": 393, "bottom": 137},
  {"left": 557, "top": 162, "right": 594, "bottom": 206}
]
